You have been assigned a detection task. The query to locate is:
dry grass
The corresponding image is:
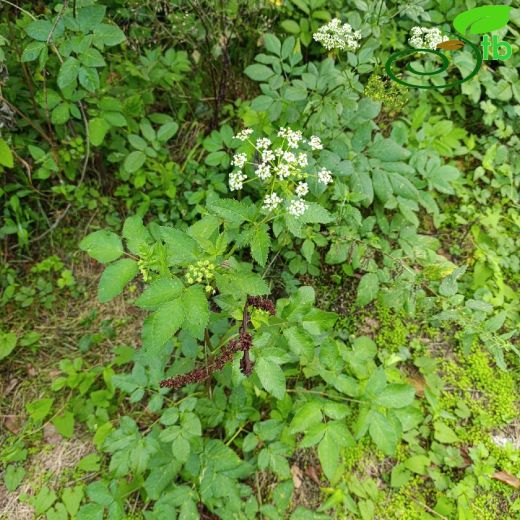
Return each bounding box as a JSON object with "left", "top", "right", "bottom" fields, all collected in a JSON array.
[{"left": 1, "top": 249, "right": 145, "bottom": 519}]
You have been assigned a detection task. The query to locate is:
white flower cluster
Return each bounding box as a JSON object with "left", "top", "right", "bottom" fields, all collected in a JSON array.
[
  {"left": 229, "top": 127, "right": 333, "bottom": 217},
  {"left": 313, "top": 18, "right": 361, "bottom": 51},
  {"left": 408, "top": 27, "right": 449, "bottom": 50}
]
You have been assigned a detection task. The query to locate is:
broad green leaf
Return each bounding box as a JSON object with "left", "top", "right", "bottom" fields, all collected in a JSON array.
[
  {"left": 434, "top": 422, "right": 459, "bottom": 444},
  {"left": 97, "top": 258, "right": 138, "bottom": 303},
  {"left": 87, "top": 481, "right": 113, "bottom": 506},
  {"left": 25, "top": 20, "right": 61, "bottom": 41},
  {"left": 122, "top": 215, "right": 151, "bottom": 254},
  {"left": 389, "top": 173, "right": 418, "bottom": 200},
  {"left": 302, "top": 203, "right": 334, "bottom": 224},
  {"left": 207, "top": 198, "right": 253, "bottom": 225},
  {"left": 79, "top": 67, "right": 100, "bottom": 92},
  {"left": 32, "top": 486, "right": 57, "bottom": 514},
  {"left": 4, "top": 465, "right": 25, "bottom": 492},
  {"left": 216, "top": 271, "right": 269, "bottom": 297},
  {"left": 77, "top": 5, "right": 106, "bottom": 32},
  {"left": 263, "top": 33, "right": 281, "bottom": 55},
  {"left": 318, "top": 431, "right": 340, "bottom": 482},
  {"left": 134, "top": 277, "right": 183, "bottom": 310},
  {"left": 374, "top": 384, "right": 415, "bottom": 409},
  {"left": 124, "top": 150, "right": 146, "bottom": 173},
  {"left": 0, "top": 139, "right": 14, "bottom": 168},
  {"left": 349, "top": 170, "right": 373, "bottom": 206},
  {"left": 439, "top": 266, "right": 467, "bottom": 297},
  {"left": 283, "top": 326, "right": 314, "bottom": 362},
  {"left": 281, "top": 20, "right": 300, "bottom": 34},
  {"left": 157, "top": 122, "right": 179, "bottom": 142},
  {"left": 21, "top": 41, "right": 45, "bottom": 62},
  {"left": 89, "top": 118, "right": 110, "bottom": 146},
  {"left": 79, "top": 230, "right": 123, "bottom": 264},
  {"left": 93, "top": 24, "right": 126, "bottom": 46},
  {"left": 244, "top": 64, "right": 274, "bottom": 81},
  {"left": 250, "top": 224, "right": 270, "bottom": 266},
  {"left": 142, "top": 299, "right": 184, "bottom": 351},
  {"left": 46, "top": 502, "right": 68, "bottom": 520},
  {"left": 301, "top": 308, "right": 337, "bottom": 335},
  {"left": 255, "top": 358, "right": 286, "bottom": 399},
  {"left": 57, "top": 57, "right": 80, "bottom": 91},
  {"left": 26, "top": 398, "right": 54, "bottom": 422},
  {"left": 289, "top": 401, "right": 322, "bottom": 433},
  {"left": 369, "top": 411, "right": 397, "bottom": 456},
  {"left": 160, "top": 227, "right": 200, "bottom": 265},
  {"left": 404, "top": 455, "right": 430, "bottom": 475},
  {"left": 62, "top": 486, "right": 84, "bottom": 516},
  {"left": 356, "top": 273, "right": 379, "bottom": 306},
  {"left": 0, "top": 332, "right": 17, "bottom": 361},
  {"left": 52, "top": 412, "right": 75, "bottom": 438},
  {"left": 182, "top": 286, "right": 209, "bottom": 339},
  {"left": 77, "top": 503, "right": 104, "bottom": 520},
  {"left": 372, "top": 170, "right": 393, "bottom": 204},
  {"left": 369, "top": 138, "right": 410, "bottom": 162}
]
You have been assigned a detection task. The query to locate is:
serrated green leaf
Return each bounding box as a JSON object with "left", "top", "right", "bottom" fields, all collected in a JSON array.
[
  {"left": 255, "top": 358, "right": 285, "bottom": 399},
  {"left": 250, "top": 224, "right": 270, "bottom": 266},
  {"left": 182, "top": 285, "right": 209, "bottom": 339},
  {"left": 356, "top": 273, "right": 379, "bottom": 306},
  {"left": 142, "top": 298, "right": 184, "bottom": 352},
  {"left": 134, "top": 277, "right": 183, "bottom": 310},
  {"left": 374, "top": 384, "right": 415, "bottom": 409},
  {"left": 369, "top": 411, "right": 397, "bottom": 456},
  {"left": 80, "top": 230, "right": 123, "bottom": 264},
  {"left": 122, "top": 215, "right": 151, "bottom": 255},
  {"left": 97, "top": 258, "right": 138, "bottom": 303}
]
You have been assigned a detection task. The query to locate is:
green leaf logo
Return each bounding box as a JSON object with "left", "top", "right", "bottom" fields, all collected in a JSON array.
[{"left": 453, "top": 5, "right": 511, "bottom": 35}]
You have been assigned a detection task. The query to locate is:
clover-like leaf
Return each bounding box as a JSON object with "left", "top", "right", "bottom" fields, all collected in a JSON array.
[{"left": 453, "top": 6, "right": 511, "bottom": 35}]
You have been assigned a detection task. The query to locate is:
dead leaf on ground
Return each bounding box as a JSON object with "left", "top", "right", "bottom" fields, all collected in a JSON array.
[
  {"left": 43, "top": 423, "right": 62, "bottom": 444},
  {"left": 4, "top": 416, "right": 22, "bottom": 434},
  {"left": 408, "top": 373, "right": 426, "bottom": 396},
  {"left": 305, "top": 465, "right": 322, "bottom": 486},
  {"left": 291, "top": 464, "right": 303, "bottom": 489},
  {"left": 492, "top": 471, "right": 520, "bottom": 489}
]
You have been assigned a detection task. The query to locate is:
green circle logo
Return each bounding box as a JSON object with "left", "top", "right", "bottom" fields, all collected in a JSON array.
[{"left": 385, "top": 33, "right": 482, "bottom": 90}]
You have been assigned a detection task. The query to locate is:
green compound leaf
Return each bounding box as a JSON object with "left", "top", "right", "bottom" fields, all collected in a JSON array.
[{"left": 453, "top": 6, "right": 511, "bottom": 35}]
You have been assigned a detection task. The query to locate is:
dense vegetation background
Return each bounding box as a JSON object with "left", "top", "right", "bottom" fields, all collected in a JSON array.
[{"left": 0, "top": 1, "right": 519, "bottom": 518}]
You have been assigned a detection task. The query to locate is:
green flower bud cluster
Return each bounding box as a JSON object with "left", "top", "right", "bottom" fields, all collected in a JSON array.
[
  {"left": 185, "top": 260, "right": 216, "bottom": 294},
  {"left": 364, "top": 73, "right": 408, "bottom": 114}
]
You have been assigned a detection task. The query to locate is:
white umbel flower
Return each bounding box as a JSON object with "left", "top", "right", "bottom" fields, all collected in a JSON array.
[
  {"left": 317, "top": 168, "right": 333, "bottom": 185},
  {"left": 235, "top": 128, "right": 253, "bottom": 141},
  {"left": 256, "top": 137, "right": 271, "bottom": 149},
  {"left": 287, "top": 129, "right": 303, "bottom": 148},
  {"left": 408, "top": 27, "right": 449, "bottom": 50},
  {"left": 295, "top": 182, "right": 309, "bottom": 197},
  {"left": 256, "top": 163, "right": 271, "bottom": 180},
  {"left": 263, "top": 193, "right": 282, "bottom": 211},
  {"left": 229, "top": 171, "right": 247, "bottom": 191},
  {"left": 288, "top": 198, "right": 307, "bottom": 216},
  {"left": 232, "top": 152, "right": 247, "bottom": 168},
  {"left": 262, "top": 149, "right": 275, "bottom": 162},
  {"left": 308, "top": 136, "right": 323, "bottom": 150},
  {"left": 313, "top": 18, "right": 362, "bottom": 51},
  {"left": 276, "top": 163, "right": 291, "bottom": 179},
  {"left": 297, "top": 153, "right": 308, "bottom": 167},
  {"left": 282, "top": 151, "right": 297, "bottom": 164}
]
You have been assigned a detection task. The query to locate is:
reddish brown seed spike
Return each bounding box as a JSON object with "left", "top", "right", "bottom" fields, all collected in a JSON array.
[{"left": 436, "top": 39, "right": 465, "bottom": 51}]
